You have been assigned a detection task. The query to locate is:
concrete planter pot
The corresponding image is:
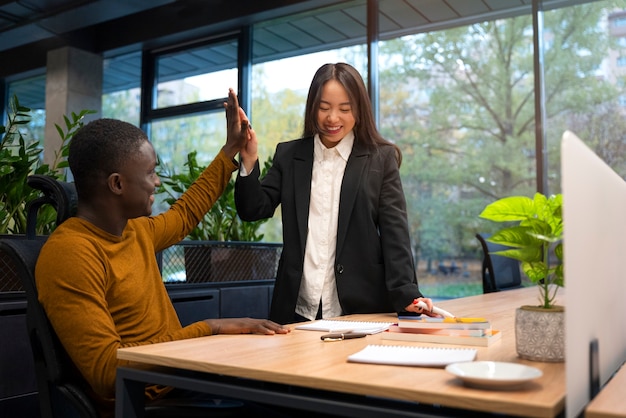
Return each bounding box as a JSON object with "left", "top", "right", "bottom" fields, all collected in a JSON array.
[{"left": 515, "top": 305, "right": 565, "bottom": 362}]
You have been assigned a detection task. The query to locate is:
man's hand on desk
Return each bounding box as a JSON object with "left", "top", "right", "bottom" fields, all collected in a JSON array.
[{"left": 204, "top": 318, "right": 291, "bottom": 335}]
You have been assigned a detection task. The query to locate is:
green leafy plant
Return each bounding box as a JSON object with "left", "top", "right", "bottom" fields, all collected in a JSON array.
[
  {"left": 478, "top": 193, "right": 564, "bottom": 309},
  {"left": 158, "top": 151, "right": 271, "bottom": 241},
  {"left": 0, "top": 94, "right": 95, "bottom": 235}
]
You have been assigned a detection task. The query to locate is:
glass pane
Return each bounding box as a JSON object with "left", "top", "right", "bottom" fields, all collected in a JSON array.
[
  {"left": 102, "top": 89, "right": 141, "bottom": 126},
  {"left": 251, "top": 2, "right": 368, "bottom": 244},
  {"left": 379, "top": 16, "right": 538, "bottom": 299},
  {"left": 6, "top": 76, "right": 46, "bottom": 147},
  {"left": 7, "top": 75, "right": 46, "bottom": 110},
  {"left": 150, "top": 112, "right": 227, "bottom": 214},
  {"left": 251, "top": 48, "right": 367, "bottom": 154},
  {"left": 545, "top": 1, "right": 626, "bottom": 191},
  {"left": 250, "top": 0, "right": 367, "bottom": 155},
  {"left": 103, "top": 52, "right": 141, "bottom": 125},
  {"left": 155, "top": 40, "right": 238, "bottom": 108},
  {"left": 377, "top": 1, "right": 626, "bottom": 299}
]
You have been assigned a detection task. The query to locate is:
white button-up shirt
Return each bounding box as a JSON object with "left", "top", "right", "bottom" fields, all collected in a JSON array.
[{"left": 295, "top": 132, "right": 354, "bottom": 320}]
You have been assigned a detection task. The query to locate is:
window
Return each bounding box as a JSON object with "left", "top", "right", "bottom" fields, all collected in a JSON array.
[
  {"left": 249, "top": 2, "right": 368, "bottom": 242},
  {"left": 141, "top": 37, "right": 239, "bottom": 219},
  {"left": 250, "top": 49, "right": 367, "bottom": 159},
  {"left": 146, "top": 36, "right": 239, "bottom": 165},
  {"left": 612, "top": 15, "right": 626, "bottom": 27},
  {"left": 86, "top": 0, "right": 626, "bottom": 297},
  {"left": 155, "top": 40, "right": 238, "bottom": 109},
  {"left": 373, "top": 1, "right": 626, "bottom": 298},
  {"left": 546, "top": 1, "right": 626, "bottom": 194},
  {"left": 378, "top": 19, "right": 538, "bottom": 297}
]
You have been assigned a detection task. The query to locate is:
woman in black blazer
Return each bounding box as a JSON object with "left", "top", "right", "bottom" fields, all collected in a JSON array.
[{"left": 235, "top": 63, "right": 435, "bottom": 325}]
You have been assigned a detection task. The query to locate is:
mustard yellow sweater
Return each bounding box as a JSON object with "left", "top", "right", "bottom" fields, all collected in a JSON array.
[{"left": 35, "top": 151, "right": 236, "bottom": 417}]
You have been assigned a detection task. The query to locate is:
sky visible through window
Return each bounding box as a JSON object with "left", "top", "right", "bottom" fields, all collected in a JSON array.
[{"left": 185, "top": 50, "right": 345, "bottom": 97}]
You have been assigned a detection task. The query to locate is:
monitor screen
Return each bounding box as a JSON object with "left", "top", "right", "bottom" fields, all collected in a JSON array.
[{"left": 562, "top": 130, "right": 626, "bottom": 418}]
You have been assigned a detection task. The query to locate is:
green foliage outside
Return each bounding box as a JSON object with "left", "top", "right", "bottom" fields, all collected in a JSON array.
[
  {"left": 0, "top": 95, "right": 95, "bottom": 235},
  {"left": 376, "top": 1, "right": 626, "bottom": 267},
  {"left": 418, "top": 282, "right": 483, "bottom": 299}
]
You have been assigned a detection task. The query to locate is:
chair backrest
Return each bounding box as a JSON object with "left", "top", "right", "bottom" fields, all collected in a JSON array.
[
  {"left": 475, "top": 233, "right": 523, "bottom": 293},
  {"left": 26, "top": 175, "right": 78, "bottom": 239},
  {"left": 2, "top": 174, "right": 98, "bottom": 418},
  {"left": 0, "top": 238, "right": 98, "bottom": 418}
]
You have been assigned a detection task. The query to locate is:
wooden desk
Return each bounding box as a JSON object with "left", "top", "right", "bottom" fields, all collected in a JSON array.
[
  {"left": 116, "top": 287, "right": 565, "bottom": 418},
  {"left": 585, "top": 363, "right": 626, "bottom": 418}
]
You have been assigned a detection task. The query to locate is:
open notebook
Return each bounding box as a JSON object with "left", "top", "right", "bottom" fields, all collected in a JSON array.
[
  {"left": 347, "top": 344, "right": 477, "bottom": 367},
  {"left": 295, "top": 320, "right": 391, "bottom": 334}
]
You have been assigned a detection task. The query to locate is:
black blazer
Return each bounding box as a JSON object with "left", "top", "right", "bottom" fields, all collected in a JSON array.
[{"left": 235, "top": 136, "right": 423, "bottom": 324}]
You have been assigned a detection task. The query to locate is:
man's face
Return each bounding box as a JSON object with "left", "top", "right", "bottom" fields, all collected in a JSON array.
[{"left": 118, "top": 140, "right": 160, "bottom": 218}]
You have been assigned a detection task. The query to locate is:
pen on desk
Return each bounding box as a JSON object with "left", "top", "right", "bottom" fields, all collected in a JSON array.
[{"left": 321, "top": 332, "right": 367, "bottom": 342}]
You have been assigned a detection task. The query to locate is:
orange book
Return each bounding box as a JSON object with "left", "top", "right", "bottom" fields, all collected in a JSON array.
[
  {"left": 397, "top": 316, "right": 491, "bottom": 330},
  {"left": 388, "top": 324, "right": 489, "bottom": 336}
]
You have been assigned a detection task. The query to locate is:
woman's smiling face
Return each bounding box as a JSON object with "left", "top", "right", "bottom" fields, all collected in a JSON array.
[{"left": 316, "top": 79, "right": 356, "bottom": 148}]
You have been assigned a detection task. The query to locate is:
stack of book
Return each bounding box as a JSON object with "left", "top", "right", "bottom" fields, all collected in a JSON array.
[{"left": 381, "top": 316, "right": 501, "bottom": 347}]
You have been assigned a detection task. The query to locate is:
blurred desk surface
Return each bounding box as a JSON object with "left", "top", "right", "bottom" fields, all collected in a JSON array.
[
  {"left": 116, "top": 286, "right": 565, "bottom": 418},
  {"left": 585, "top": 363, "right": 626, "bottom": 418}
]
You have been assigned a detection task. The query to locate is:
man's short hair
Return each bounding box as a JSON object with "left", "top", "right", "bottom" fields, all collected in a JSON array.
[{"left": 68, "top": 118, "right": 148, "bottom": 199}]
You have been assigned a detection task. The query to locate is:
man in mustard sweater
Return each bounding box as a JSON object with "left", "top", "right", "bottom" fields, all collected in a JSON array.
[{"left": 35, "top": 89, "right": 290, "bottom": 417}]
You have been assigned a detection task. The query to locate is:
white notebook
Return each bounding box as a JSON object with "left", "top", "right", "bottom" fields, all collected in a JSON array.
[
  {"left": 347, "top": 344, "right": 477, "bottom": 367},
  {"left": 295, "top": 320, "right": 391, "bottom": 334}
]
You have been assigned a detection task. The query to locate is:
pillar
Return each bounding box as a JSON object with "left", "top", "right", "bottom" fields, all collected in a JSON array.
[{"left": 44, "top": 47, "right": 102, "bottom": 168}]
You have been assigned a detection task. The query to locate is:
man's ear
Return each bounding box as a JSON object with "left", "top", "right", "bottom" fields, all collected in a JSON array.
[{"left": 107, "top": 173, "right": 123, "bottom": 196}]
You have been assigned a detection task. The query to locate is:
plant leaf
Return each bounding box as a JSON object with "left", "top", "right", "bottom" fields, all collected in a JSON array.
[{"left": 479, "top": 195, "right": 535, "bottom": 222}]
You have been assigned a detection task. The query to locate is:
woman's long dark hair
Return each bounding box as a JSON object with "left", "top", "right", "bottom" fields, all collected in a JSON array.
[{"left": 302, "top": 62, "right": 402, "bottom": 166}]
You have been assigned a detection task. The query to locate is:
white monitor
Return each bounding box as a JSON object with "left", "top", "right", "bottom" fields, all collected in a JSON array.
[{"left": 562, "top": 131, "right": 626, "bottom": 418}]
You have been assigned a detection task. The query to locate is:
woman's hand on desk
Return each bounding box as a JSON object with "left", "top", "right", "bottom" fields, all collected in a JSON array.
[
  {"left": 404, "top": 297, "right": 444, "bottom": 317},
  {"left": 204, "top": 318, "right": 291, "bottom": 335}
]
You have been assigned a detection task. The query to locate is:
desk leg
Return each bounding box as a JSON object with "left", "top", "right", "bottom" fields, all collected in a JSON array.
[{"left": 116, "top": 367, "right": 146, "bottom": 418}]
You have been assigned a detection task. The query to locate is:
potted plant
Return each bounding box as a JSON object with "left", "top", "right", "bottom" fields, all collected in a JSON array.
[
  {"left": 158, "top": 151, "right": 281, "bottom": 283},
  {"left": 479, "top": 192, "right": 564, "bottom": 362}
]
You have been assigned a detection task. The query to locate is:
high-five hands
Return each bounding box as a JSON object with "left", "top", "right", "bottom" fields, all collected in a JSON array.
[{"left": 223, "top": 88, "right": 251, "bottom": 159}]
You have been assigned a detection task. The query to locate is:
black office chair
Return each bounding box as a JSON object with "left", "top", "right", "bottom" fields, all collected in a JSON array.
[
  {"left": 475, "top": 233, "right": 523, "bottom": 294},
  {"left": 0, "top": 175, "right": 97, "bottom": 418},
  {"left": 0, "top": 238, "right": 99, "bottom": 418}
]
